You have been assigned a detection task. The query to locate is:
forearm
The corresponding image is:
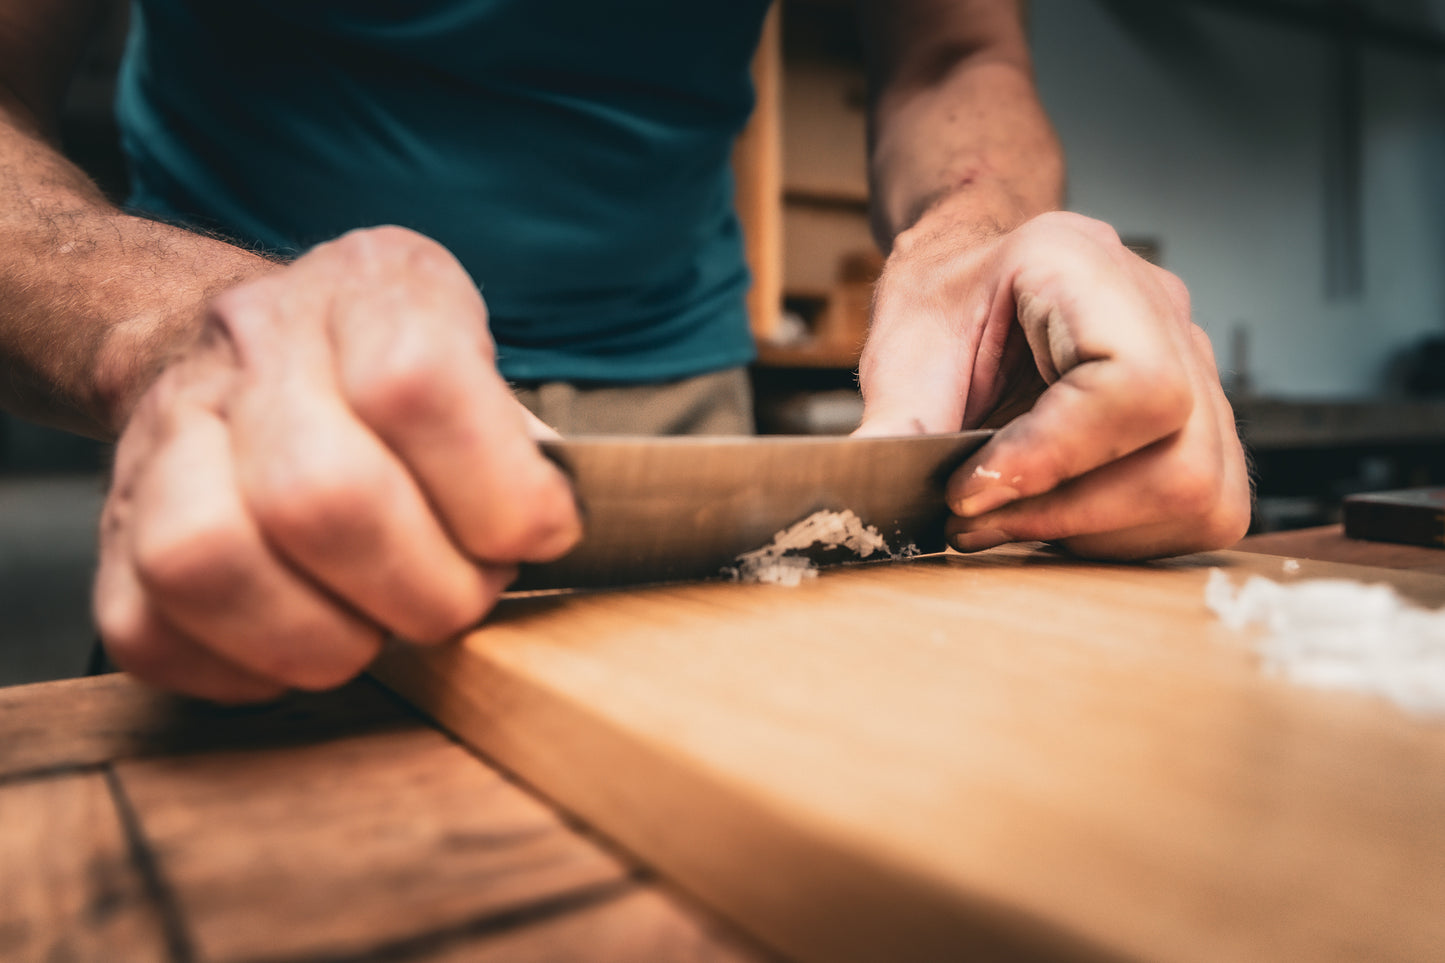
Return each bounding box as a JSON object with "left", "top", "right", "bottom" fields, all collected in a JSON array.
[
  {"left": 0, "top": 95, "right": 277, "bottom": 439},
  {"left": 865, "top": 5, "right": 1064, "bottom": 250}
]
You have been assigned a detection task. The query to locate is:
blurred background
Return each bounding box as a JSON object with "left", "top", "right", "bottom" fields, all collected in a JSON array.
[{"left": 5, "top": 0, "right": 1445, "bottom": 684}]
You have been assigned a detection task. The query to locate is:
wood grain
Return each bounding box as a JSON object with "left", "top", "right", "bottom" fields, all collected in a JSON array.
[
  {"left": 3, "top": 673, "right": 775, "bottom": 963},
  {"left": 374, "top": 547, "right": 1445, "bottom": 963},
  {"left": 413, "top": 887, "right": 767, "bottom": 963},
  {"left": 114, "top": 725, "right": 631, "bottom": 963},
  {"left": 0, "top": 772, "right": 169, "bottom": 963},
  {"left": 0, "top": 673, "right": 413, "bottom": 779}
]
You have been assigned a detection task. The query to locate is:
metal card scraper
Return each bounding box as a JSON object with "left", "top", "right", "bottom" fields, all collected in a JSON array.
[{"left": 512, "top": 430, "right": 993, "bottom": 591}]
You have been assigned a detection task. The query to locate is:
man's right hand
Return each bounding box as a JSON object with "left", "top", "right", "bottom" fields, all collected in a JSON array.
[{"left": 94, "top": 226, "right": 582, "bottom": 703}]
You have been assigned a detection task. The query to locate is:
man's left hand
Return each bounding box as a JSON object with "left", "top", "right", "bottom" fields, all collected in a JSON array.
[{"left": 856, "top": 210, "right": 1251, "bottom": 560}]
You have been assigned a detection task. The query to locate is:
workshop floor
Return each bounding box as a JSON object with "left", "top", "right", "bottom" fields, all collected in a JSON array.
[{"left": 0, "top": 474, "right": 107, "bottom": 687}]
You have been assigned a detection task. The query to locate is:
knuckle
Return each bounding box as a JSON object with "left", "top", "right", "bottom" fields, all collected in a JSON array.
[
  {"left": 94, "top": 588, "right": 149, "bottom": 665},
  {"left": 284, "top": 647, "right": 377, "bottom": 692},
  {"left": 403, "top": 234, "right": 466, "bottom": 281},
  {"left": 1156, "top": 454, "right": 1251, "bottom": 550},
  {"left": 1011, "top": 437, "right": 1078, "bottom": 500},
  {"left": 1189, "top": 325, "right": 1225, "bottom": 380},
  {"left": 460, "top": 515, "right": 534, "bottom": 561},
  {"left": 466, "top": 515, "right": 550, "bottom": 563},
  {"left": 982, "top": 499, "right": 1060, "bottom": 544},
  {"left": 131, "top": 512, "right": 249, "bottom": 600},
  {"left": 349, "top": 340, "right": 461, "bottom": 427},
  {"left": 1010, "top": 236, "right": 1096, "bottom": 302},
  {"left": 1161, "top": 470, "right": 1218, "bottom": 521},
  {"left": 1203, "top": 488, "right": 1254, "bottom": 549},
  {"left": 411, "top": 591, "right": 494, "bottom": 645},
  {"left": 240, "top": 617, "right": 382, "bottom": 691},
  {"left": 244, "top": 608, "right": 384, "bottom": 691},
  {"left": 208, "top": 282, "right": 279, "bottom": 345},
  {"left": 1030, "top": 211, "right": 1121, "bottom": 248},
  {"left": 463, "top": 469, "right": 580, "bottom": 562},
  {"left": 475, "top": 317, "right": 497, "bottom": 362},
  {"left": 1184, "top": 320, "right": 1211, "bottom": 352},
  {"left": 1156, "top": 269, "right": 1192, "bottom": 315},
  {"left": 102, "top": 636, "right": 167, "bottom": 685},
  {"left": 249, "top": 456, "right": 384, "bottom": 557},
  {"left": 358, "top": 223, "right": 423, "bottom": 247},
  {"left": 1118, "top": 360, "right": 1194, "bottom": 431},
  {"left": 334, "top": 224, "right": 424, "bottom": 260},
  {"left": 95, "top": 609, "right": 187, "bottom": 693},
  {"left": 332, "top": 226, "right": 463, "bottom": 279}
]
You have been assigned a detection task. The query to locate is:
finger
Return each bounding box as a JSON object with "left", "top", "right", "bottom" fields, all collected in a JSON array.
[
  {"left": 1056, "top": 357, "right": 1252, "bottom": 558},
  {"left": 855, "top": 248, "right": 1001, "bottom": 437},
  {"left": 215, "top": 286, "right": 512, "bottom": 644},
  {"left": 948, "top": 342, "right": 1251, "bottom": 557},
  {"left": 125, "top": 399, "right": 386, "bottom": 689},
  {"left": 232, "top": 380, "right": 515, "bottom": 643},
  {"left": 854, "top": 309, "right": 974, "bottom": 437},
  {"left": 947, "top": 236, "right": 1194, "bottom": 518},
  {"left": 327, "top": 246, "right": 579, "bottom": 564},
  {"left": 96, "top": 494, "right": 286, "bottom": 704},
  {"left": 521, "top": 404, "right": 563, "bottom": 441},
  {"left": 946, "top": 433, "right": 1213, "bottom": 551}
]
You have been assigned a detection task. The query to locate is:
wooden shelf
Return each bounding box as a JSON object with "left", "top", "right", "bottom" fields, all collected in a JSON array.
[{"left": 734, "top": 3, "right": 877, "bottom": 355}]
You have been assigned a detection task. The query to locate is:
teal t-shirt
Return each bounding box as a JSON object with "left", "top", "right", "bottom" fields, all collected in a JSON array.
[{"left": 116, "top": 0, "right": 770, "bottom": 382}]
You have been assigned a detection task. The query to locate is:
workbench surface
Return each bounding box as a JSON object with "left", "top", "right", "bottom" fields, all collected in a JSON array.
[
  {"left": 4, "top": 527, "right": 1442, "bottom": 962},
  {"left": 0, "top": 673, "right": 767, "bottom": 963}
]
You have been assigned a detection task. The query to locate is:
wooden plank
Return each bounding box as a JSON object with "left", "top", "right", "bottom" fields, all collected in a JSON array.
[
  {"left": 114, "top": 725, "right": 632, "bottom": 963},
  {"left": 413, "top": 887, "right": 768, "bottom": 963},
  {"left": 1241, "top": 523, "right": 1445, "bottom": 575},
  {"left": 0, "top": 772, "right": 169, "bottom": 963},
  {"left": 4, "top": 674, "right": 767, "bottom": 962},
  {"left": 374, "top": 548, "right": 1445, "bottom": 963},
  {"left": 0, "top": 674, "right": 414, "bottom": 780}
]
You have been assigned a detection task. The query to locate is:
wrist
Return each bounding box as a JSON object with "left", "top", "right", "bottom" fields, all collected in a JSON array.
[
  {"left": 887, "top": 188, "right": 1023, "bottom": 263},
  {"left": 92, "top": 224, "right": 282, "bottom": 436},
  {"left": 90, "top": 310, "right": 195, "bottom": 438}
]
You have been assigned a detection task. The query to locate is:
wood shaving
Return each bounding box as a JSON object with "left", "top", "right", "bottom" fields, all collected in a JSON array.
[{"left": 727, "top": 510, "right": 895, "bottom": 586}]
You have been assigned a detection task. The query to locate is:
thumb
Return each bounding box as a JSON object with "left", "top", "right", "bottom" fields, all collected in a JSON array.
[{"left": 855, "top": 277, "right": 1009, "bottom": 439}]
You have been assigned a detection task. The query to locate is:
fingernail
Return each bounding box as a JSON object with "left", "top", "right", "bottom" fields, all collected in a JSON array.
[
  {"left": 956, "top": 486, "right": 1019, "bottom": 518},
  {"left": 950, "top": 528, "right": 1011, "bottom": 553},
  {"left": 951, "top": 460, "right": 1022, "bottom": 517}
]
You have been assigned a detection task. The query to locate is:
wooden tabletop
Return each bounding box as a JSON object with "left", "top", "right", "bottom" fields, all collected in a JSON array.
[
  {"left": 3, "top": 524, "right": 1441, "bottom": 963},
  {"left": 0, "top": 674, "right": 769, "bottom": 963}
]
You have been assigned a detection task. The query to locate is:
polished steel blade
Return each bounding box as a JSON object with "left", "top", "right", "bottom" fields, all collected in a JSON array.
[{"left": 512, "top": 431, "right": 992, "bottom": 591}]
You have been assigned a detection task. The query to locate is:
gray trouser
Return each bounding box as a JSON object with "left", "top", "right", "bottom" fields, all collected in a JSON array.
[{"left": 512, "top": 367, "right": 754, "bottom": 436}]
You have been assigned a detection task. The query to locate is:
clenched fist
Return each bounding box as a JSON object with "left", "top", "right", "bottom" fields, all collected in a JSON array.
[{"left": 96, "top": 227, "right": 581, "bottom": 702}]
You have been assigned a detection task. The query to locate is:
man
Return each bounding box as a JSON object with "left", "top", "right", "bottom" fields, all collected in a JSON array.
[{"left": 0, "top": 1, "right": 1250, "bottom": 702}]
